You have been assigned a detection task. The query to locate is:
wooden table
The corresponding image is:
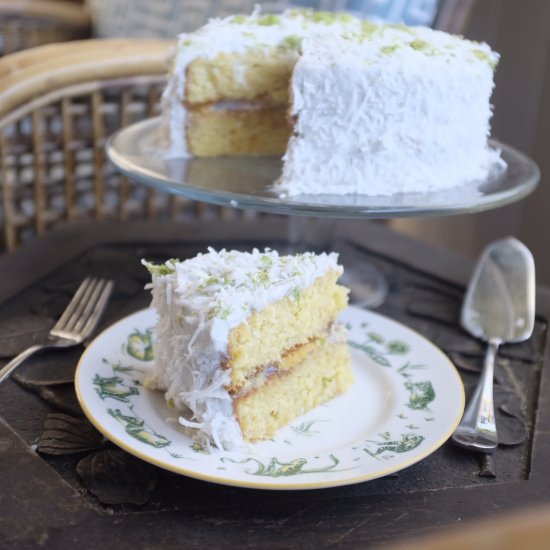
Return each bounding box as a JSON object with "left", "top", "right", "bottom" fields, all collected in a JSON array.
[{"left": 1, "top": 219, "right": 549, "bottom": 549}]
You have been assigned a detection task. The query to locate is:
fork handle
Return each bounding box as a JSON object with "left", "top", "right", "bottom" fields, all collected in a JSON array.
[{"left": 0, "top": 344, "right": 45, "bottom": 385}]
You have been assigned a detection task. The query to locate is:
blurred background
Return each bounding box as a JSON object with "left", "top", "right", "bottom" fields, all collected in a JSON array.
[
  {"left": 0, "top": 0, "right": 548, "bottom": 282},
  {"left": 86, "top": 0, "right": 443, "bottom": 36}
]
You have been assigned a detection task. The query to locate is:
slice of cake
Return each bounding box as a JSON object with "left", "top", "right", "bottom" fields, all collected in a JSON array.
[
  {"left": 160, "top": 8, "right": 504, "bottom": 196},
  {"left": 143, "top": 248, "right": 352, "bottom": 450}
]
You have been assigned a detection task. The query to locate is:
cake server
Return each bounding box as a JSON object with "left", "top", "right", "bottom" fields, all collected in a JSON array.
[{"left": 452, "top": 237, "right": 535, "bottom": 452}]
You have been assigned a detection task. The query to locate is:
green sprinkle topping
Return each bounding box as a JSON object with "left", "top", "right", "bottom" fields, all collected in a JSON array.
[
  {"left": 218, "top": 306, "right": 231, "bottom": 320},
  {"left": 381, "top": 44, "right": 400, "bottom": 55},
  {"left": 410, "top": 39, "right": 429, "bottom": 51},
  {"left": 260, "top": 254, "right": 274, "bottom": 268},
  {"left": 322, "top": 376, "right": 333, "bottom": 388},
  {"left": 290, "top": 287, "right": 301, "bottom": 303},
  {"left": 247, "top": 270, "right": 270, "bottom": 287},
  {"left": 360, "top": 20, "right": 379, "bottom": 38},
  {"left": 210, "top": 304, "right": 231, "bottom": 321},
  {"left": 290, "top": 8, "right": 353, "bottom": 25},
  {"left": 198, "top": 275, "right": 233, "bottom": 292},
  {"left": 408, "top": 39, "right": 442, "bottom": 56},
  {"left": 310, "top": 11, "right": 341, "bottom": 24},
  {"left": 191, "top": 442, "right": 209, "bottom": 454},
  {"left": 167, "top": 398, "right": 175, "bottom": 408},
  {"left": 258, "top": 14, "right": 281, "bottom": 26},
  {"left": 473, "top": 48, "right": 497, "bottom": 69},
  {"left": 143, "top": 259, "right": 179, "bottom": 276},
  {"left": 280, "top": 35, "right": 302, "bottom": 51},
  {"left": 231, "top": 14, "right": 247, "bottom": 24}
]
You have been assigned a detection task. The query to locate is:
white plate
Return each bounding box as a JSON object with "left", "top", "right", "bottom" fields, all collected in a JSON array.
[{"left": 75, "top": 306, "right": 464, "bottom": 490}]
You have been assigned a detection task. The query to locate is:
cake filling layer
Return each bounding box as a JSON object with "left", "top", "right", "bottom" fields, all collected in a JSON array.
[
  {"left": 231, "top": 323, "right": 341, "bottom": 397},
  {"left": 234, "top": 338, "right": 352, "bottom": 441}
]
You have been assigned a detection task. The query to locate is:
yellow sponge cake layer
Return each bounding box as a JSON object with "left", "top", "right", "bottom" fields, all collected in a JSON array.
[
  {"left": 185, "top": 50, "right": 294, "bottom": 106},
  {"left": 235, "top": 339, "right": 352, "bottom": 441},
  {"left": 227, "top": 270, "right": 348, "bottom": 391},
  {"left": 186, "top": 105, "right": 290, "bottom": 156}
]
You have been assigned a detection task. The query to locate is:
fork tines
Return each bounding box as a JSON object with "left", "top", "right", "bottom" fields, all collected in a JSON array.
[{"left": 51, "top": 277, "right": 114, "bottom": 340}]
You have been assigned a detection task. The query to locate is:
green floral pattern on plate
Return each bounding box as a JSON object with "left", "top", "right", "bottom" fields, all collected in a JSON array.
[
  {"left": 348, "top": 320, "right": 437, "bottom": 451},
  {"left": 108, "top": 408, "right": 171, "bottom": 449},
  {"left": 76, "top": 306, "right": 464, "bottom": 489},
  {"left": 364, "top": 433, "right": 425, "bottom": 460},
  {"left": 93, "top": 357, "right": 173, "bottom": 451},
  {"left": 221, "top": 454, "right": 343, "bottom": 477},
  {"left": 93, "top": 374, "right": 139, "bottom": 403},
  {"left": 125, "top": 328, "right": 154, "bottom": 361},
  {"left": 291, "top": 419, "right": 327, "bottom": 437}
]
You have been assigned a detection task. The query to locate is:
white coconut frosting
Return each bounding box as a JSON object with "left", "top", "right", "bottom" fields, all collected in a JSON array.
[
  {"left": 143, "top": 248, "right": 342, "bottom": 450},
  {"left": 278, "top": 28, "right": 504, "bottom": 196}
]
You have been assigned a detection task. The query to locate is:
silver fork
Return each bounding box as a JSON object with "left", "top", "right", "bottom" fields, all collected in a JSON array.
[{"left": 0, "top": 277, "right": 114, "bottom": 385}]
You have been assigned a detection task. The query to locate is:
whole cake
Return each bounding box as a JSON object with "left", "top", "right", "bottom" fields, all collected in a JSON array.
[
  {"left": 161, "top": 8, "right": 504, "bottom": 196},
  {"left": 144, "top": 248, "right": 352, "bottom": 450}
]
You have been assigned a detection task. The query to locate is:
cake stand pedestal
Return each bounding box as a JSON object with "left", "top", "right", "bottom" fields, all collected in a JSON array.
[
  {"left": 285, "top": 216, "right": 389, "bottom": 307},
  {"left": 106, "top": 117, "right": 540, "bottom": 307}
]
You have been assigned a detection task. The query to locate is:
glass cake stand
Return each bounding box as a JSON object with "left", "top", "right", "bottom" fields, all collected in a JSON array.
[{"left": 106, "top": 117, "right": 540, "bottom": 306}]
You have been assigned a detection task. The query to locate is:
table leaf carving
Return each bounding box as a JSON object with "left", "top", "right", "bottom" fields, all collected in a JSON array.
[
  {"left": 0, "top": 315, "right": 53, "bottom": 358},
  {"left": 37, "top": 413, "right": 105, "bottom": 455},
  {"left": 76, "top": 448, "right": 157, "bottom": 505}
]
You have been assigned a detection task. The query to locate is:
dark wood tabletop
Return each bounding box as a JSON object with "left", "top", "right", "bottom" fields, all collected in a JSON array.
[{"left": 1, "top": 218, "right": 549, "bottom": 549}]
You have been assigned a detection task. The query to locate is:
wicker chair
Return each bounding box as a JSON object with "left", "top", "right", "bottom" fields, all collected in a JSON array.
[
  {"left": 0, "top": 0, "right": 91, "bottom": 56},
  {"left": 0, "top": 38, "right": 250, "bottom": 252}
]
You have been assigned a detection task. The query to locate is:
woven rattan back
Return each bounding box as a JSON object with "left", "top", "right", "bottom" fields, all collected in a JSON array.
[
  {"left": 0, "top": 0, "right": 91, "bottom": 56},
  {"left": 0, "top": 39, "right": 244, "bottom": 252}
]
